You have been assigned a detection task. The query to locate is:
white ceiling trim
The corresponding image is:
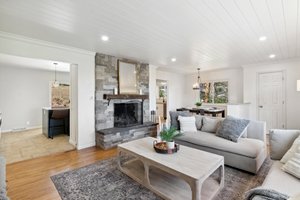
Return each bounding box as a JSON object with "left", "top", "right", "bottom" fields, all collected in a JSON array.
[
  {"left": 242, "top": 56, "right": 300, "bottom": 68},
  {"left": 0, "top": 31, "right": 95, "bottom": 56},
  {"left": 0, "top": 53, "right": 71, "bottom": 72}
]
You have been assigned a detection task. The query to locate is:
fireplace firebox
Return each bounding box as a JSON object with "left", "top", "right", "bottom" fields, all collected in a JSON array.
[{"left": 114, "top": 102, "right": 142, "bottom": 127}]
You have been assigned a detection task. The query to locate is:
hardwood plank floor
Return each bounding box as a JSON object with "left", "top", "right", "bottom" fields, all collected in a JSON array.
[{"left": 7, "top": 147, "right": 117, "bottom": 200}]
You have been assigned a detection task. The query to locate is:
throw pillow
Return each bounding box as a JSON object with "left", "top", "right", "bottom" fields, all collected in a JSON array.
[
  {"left": 169, "top": 111, "right": 191, "bottom": 130},
  {"left": 245, "top": 187, "right": 290, "bottom": 200},
  {"left": 178, "top": 116, "right": 197, "bottom": 132},
  {"left": 216, "top": 116, "right": 250, "bottom": 142},
  {"left": 282, "top": 146, "right": 300, "bottom": 179},
  {"left": 281, "top": 135, "right": 300, "bottom": 164},
  {"left": 195, "top": 115, "right": 203, "bottom": 130},
  {"left": 201, "top": 117, "right": 224, "bottom": 133},
  {"left": 270, "top": 130, "right": 300, "bottom": 160}
]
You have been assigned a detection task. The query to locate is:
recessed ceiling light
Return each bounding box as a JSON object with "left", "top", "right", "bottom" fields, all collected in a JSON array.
[
  {"left": 101, "top": 35, "right": 109, "bottom": 41},
  {"left": 259, "top": 36, "right": 267, "bottom": 41},
  {"left": 171, "top": 58, "right": 176, "bottom": 62},
  {"left": 269, "top": 54, "right": 276, "bottom": 58}
]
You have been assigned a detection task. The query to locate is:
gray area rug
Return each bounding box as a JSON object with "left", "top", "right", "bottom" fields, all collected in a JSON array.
[{"left": 51, "top": 157, "right": 272, "bottom": 200}]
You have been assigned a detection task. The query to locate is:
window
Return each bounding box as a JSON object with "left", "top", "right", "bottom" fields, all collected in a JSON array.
[{"left": 200, "top": 81, "right": 228, "bottom": 104}]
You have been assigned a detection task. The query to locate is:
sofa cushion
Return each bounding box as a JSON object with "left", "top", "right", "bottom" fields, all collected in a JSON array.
[
  {"left": 178, "top": 116, "right": 197, "bottom": 133},
  {"left": 216, "top": 116, "right": 250, "bottom": 142},
  {"left": 169, "top": 111, "right": 191, "bottom": 130},
  {"left": 195, "top": 115, "right": 203, "bottom": 130},
  {"left": 281, "top": 135, "right": 300, "bottom": 164},
  {"left": 176, "top": 131, "right": 264, "bottom": 158},
  {"left": 241, "top": 128, "right": 248, "bottom": 138},
  {"left": 269, "top": 129, "right": 300, "bottom": 160},
  {"left": 201, "top": 117, "right": 223, "bottom": 133},
  {"left": 262, "top": 161, "right": 300, "bottom": 196}
]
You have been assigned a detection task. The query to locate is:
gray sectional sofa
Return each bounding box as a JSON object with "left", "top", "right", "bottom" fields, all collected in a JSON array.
[{"left": 172, "top": 112, "right": 267, "bottom": 174}]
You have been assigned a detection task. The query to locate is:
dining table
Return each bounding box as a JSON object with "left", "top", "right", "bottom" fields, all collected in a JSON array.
[{"left": 177, "top": 107, "right": 226, "bottom": 118}]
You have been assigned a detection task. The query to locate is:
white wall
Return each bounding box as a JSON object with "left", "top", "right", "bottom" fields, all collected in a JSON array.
[
  {"left": 183, "top": 68, "right": 244, "bottom": 107},
  {"left": 156, "top": 70, "right": 185, "bottom": 112},
  {"left": 0, "top": 32, "right": 95, "bottom": 149},
  {"left": 149, "top": 64, "right": 157, "bottom": 111},
  {"left": 0, "top": 65, "right": 69, "bottom": 131},
  {"left": 243, "top": 60, "right": 300, "bottom": 129}
]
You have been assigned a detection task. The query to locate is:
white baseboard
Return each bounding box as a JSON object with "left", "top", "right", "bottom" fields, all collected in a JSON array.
[
  {"left": 69, "top": 138, "right": 77, "bottom": 148},
  {"left": 77, "top": 141, "right": 95, "bottom": 150},
  {"left": 2, "top": 125, "right": 42, "bottom": 133}
]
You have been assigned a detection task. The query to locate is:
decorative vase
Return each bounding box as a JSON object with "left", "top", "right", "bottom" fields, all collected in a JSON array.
[{"left": 166, "top": 141, "right": 175, "bottom": 149}]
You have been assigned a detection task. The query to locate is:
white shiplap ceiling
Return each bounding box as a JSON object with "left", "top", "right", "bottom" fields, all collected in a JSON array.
[{"left": 0, "top": 0, "right": 299, "bottom": 73}]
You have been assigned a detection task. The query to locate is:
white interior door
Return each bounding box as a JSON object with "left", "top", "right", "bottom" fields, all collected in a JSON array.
[{"left": 258, "top": 71, "right": 285, "bottom": 130}]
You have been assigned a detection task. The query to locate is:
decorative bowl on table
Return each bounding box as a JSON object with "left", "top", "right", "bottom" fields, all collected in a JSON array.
[{"left": 153, "top": 140, "right": 180, "bottom": 154}]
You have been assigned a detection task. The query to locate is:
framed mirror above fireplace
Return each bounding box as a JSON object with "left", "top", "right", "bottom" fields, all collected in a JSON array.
[{"left": 118, "top": 60, "right": 137, "bottom": 94}]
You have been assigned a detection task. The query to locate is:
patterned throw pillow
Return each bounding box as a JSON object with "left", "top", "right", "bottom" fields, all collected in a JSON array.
[{"left": 216, "top": 116, "right": 250, "bottom": 142}]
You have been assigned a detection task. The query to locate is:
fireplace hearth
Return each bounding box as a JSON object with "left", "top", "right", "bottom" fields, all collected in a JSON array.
[{"left": 114, "top": 102, "right": 142, "bottom": 127}]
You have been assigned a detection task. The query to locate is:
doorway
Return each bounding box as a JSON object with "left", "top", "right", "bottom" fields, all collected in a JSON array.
[
  {"left": 257, "top": 71, "right": 286, "bottom": 131},
  {"left": 0, "top": 53, "right": 77, "bottom": 164},
  {"left": 156, "top": 79, "right": 168, "bottom": 122}
]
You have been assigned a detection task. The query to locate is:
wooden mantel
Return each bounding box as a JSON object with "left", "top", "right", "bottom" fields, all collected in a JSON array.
[{"left": 103, "top": 94, "right": 149, "bottom": 105}]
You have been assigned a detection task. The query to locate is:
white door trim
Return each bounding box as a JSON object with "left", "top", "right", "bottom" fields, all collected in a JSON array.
[
  {"left": 70, "top": 64, "right": 78, "bottom": 147},
  {"left": 256, "top": 70, "right": 287, "bottom": 129}
]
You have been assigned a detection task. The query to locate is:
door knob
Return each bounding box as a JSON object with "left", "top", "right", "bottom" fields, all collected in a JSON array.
[{"left": 258, "top": 105, "right": 263, "bottom": 108}]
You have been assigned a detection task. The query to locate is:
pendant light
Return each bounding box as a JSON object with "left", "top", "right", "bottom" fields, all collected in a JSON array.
[
  {"left": 52, "top": 62, "right": 60, "bottom": 87},
  {"left": 192, "top": 68, "right": 201, "bottom": 90}
]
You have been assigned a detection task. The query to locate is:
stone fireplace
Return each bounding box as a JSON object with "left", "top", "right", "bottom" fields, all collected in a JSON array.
[
  {"left": 114, "top": 102, "right": 142, "bottom": 128},
  {"left": 95, "top": 53, "right": 157, "bottom": 149},
  {"left": 95, "top": 53, "right": 150, "bottom": 130}
]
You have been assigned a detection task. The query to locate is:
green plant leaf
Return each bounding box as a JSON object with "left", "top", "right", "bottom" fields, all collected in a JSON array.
[{"left": 160, "top": 127, "right": 182, "bottom": 142}]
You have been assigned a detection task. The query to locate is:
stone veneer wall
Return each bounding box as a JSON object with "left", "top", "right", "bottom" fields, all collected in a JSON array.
[
  {"left": 96, "top": 122, "right": 157, "bottom": 149},
  {"left": 95, "top": 53, "right": 150, "bottom": 131}
]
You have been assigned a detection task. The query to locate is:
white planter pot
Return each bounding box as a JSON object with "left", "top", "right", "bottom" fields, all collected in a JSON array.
[{"left": 166, "top": 141, "right": 175, "bottom": 149}]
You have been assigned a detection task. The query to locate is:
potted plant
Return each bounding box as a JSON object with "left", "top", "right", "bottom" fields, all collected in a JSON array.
[
  {"left": 195, "top": 101, "right": 202, "bottom": 107},
  {"left": 160, "top": 127, "right": 182, "bottom": 149},
  {"left": 159, "top": 89, "right": 165, "bottom": 102}
]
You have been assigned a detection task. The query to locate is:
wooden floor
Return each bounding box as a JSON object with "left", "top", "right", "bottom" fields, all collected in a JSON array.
[{"left": 6, "top": 147, "right": 117, "bottom": 200}]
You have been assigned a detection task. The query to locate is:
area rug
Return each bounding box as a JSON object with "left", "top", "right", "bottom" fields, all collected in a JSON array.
[{"left": 51, "top": 157, "right": 272, "bottom": 200}]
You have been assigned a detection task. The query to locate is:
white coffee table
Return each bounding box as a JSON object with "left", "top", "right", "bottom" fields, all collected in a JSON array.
[{"left": 117, "top": 137, "right": 224, "bottom": 200}]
